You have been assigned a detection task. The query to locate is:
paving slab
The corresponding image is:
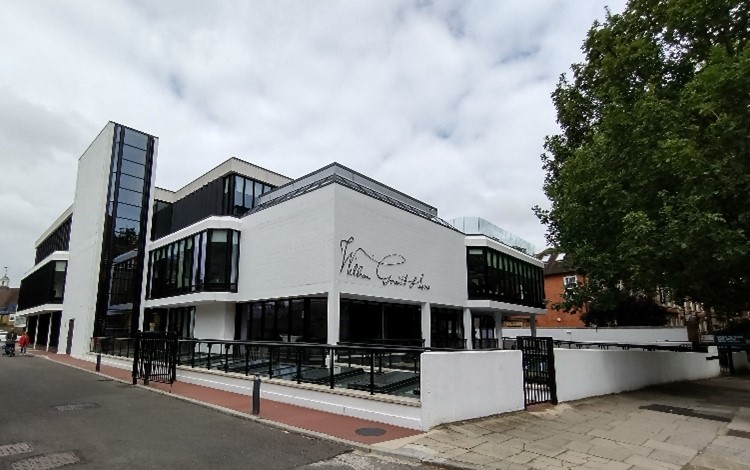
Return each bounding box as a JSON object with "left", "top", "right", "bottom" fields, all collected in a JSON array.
[{"left": 34, "top": 350, "right": 750, "bottom": 470}]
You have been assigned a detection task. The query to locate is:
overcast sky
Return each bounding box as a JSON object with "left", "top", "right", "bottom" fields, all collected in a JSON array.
[{"left": 0, "top": 0, "right": 626, "bottom": 284}]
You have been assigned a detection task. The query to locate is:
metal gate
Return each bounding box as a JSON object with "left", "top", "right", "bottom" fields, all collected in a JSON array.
[
  {"left": 132, "top": 331, "right": 178, "bottom": 386},
  {"left": 517, "top": 336, "right": 557, "bottom": 408},
  {"left": 718, "top": 347, "right": 734, "bottom": 374}
]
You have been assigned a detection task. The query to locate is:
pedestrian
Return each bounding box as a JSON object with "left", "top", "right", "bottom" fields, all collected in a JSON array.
[
  {"left": 18, "top": 331, "right": 29, "bottom": 356},
  {"left": 4, "top": 330, "right": 16, "bottom": 357}
]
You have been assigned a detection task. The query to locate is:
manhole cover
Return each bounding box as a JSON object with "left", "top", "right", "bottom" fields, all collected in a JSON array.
[
  {"left": 12, "top": 452, "right": 80, "bottom": 470},
  {"left": 54, "top": 403, "right": 99, "bottom": 411},
  {"left": 355, "top": 427, "right": 386, "bottom": 436},
  {"left": 0, "top": 443, "right": 32, "bottom": 457}
]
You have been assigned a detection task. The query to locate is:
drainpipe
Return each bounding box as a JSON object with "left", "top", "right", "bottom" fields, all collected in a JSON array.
[{"left": 529, "top": 314, "right": 537, "bottom": 337}]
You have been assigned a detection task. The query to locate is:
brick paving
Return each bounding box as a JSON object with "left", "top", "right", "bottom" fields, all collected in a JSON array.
[{"left": 31, "top": 349, "right": 750, "bottom": 469}]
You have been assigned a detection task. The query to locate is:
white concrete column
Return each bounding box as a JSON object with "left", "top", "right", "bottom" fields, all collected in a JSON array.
[
  {"left": 326, "top": 290, "right": 340, "bottom": 346},
  {"left": 529, "top": 314, "right": 537, "bottom": 337},
  {"left": 463, "top": 307, "right": 473, "bottom": 350},
  {"left": 46, "top": 314, "right": 53, "bottom": 352},
  {"left": 421, "top": 302, "right": 431, "bottom": 348},
  {"left": 495, "top": 313, "right": 503, "bottom": 349}
]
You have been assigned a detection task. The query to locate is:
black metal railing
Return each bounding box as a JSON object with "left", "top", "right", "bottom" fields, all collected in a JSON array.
[
  {"left": 500, "top": 338, "right": 706, "bottom": 353},
  {"left": 472, "top": 338, "right": 499, "bottom": 349},
  {"left": 91, "top": 336, "right": 458, "bottom": 398},
  {"left": 431, "top": 338, "right": 467, "bottom": 349}
]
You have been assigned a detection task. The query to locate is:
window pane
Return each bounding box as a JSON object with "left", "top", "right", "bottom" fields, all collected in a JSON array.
[
  {"left": 234, "top": 175, "right": 244, "bottom": 208},
  {"left": 114, "top": 217, "right": 140, "bottom": 237},
  {"left": 254, "top": 181, "right": 263, "bottom": 206},
  {"left": 244, "top": 178, "right": 254, "bottom": 208},
  {"left": 119, "top": 173, "right": 145, "bottom": 193},
  {"left": 120, "top": 159, "right": 146, "bottom": 179},
  {"left": 116, "top": 203, "right": 141, "bottom": 222},
  {"left": 123, "top": 129, "right": 149, "bottom": 150},
  {"left": 122, "top": 144, "right": 147, "bottom": 165},
  {"left": 210, "top": 229, "right": 228, "bottom": 243},
  {"left": 117, "top": 188, "right": 143, "bottom": 207}
]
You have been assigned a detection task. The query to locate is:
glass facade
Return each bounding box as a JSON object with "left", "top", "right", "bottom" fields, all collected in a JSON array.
[
  {"left": 339, "top": 299, "right": 422, "bottom": 346},
  {"left": 235, "top": 297, "right": 327, "bottom": 343},
  {"left": 467, "top": 247, "right": 545, "bottom": 308},
  {"left": 150, "top": 173, "right": 276, "bottom": 241},
  {"left": 431, "top": 307, "right": 465, "bottom": 349},
  {"left": 143, "top": 307, "right": 195, "bottom": 338},
  {"left": 109, "top": 254, "right": 137, "bottom": 306},
  {"left": 224, "top": 173, "right": 274, "bottom": 216},
  {"left": 18, "top": 260, "right": 67, "bottom": 311},
  {"left": 147, "top": 229, "right": 240, "bottom": 299},
  {"left": 35, "top": 215, "right": 72, "bottom": 264},
  {"left": 94, "top": 125, "right": 155, "bottom": 338}
]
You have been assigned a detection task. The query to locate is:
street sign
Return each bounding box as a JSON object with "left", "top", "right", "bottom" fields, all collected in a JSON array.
[{"left": 714, "top": 335, "right": 747, "bottom": 346}]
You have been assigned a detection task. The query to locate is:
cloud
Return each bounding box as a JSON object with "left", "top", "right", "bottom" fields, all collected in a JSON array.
[{"left": 0, "top": 0, "right": 626, "bottom": 283}]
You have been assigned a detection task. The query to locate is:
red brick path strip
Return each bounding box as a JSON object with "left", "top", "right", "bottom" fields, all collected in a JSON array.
[{"left": 36, "top": 351, "right": 422, "bottom": 445}]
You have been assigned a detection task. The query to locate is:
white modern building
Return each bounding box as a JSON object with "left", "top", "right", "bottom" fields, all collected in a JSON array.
[{"left": 17, "top": 122, "right": 546, "bottom": 358}]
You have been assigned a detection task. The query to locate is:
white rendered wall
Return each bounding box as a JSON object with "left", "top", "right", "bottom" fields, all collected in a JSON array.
[
  {"left": 503, "top": 327, "right": 688, "bottom": 343},
  {"left": 93, "top": 353, "right": 422, "bottom": 430},
  {"left": 238, "top": 185, "right": 335, "bottom": 301},
  {"left": 555, "top": 348, "right": 720, "bottom": 402},
  {"left": 420, "top": 350, "right": 524, "bottom": 429},
  {"left": 194, "top": 303, "right": 235, "bottom": 340},
  {"left": 59, "top": 123, "right": 116, "bottom": 357},
  {"left": 333, "top": 185, "right": 467, "bottom": 308}
]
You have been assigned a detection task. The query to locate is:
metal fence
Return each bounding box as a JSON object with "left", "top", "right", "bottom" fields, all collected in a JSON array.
[{"left": 90, "top": 337, "right": 458, "bottom": 398}]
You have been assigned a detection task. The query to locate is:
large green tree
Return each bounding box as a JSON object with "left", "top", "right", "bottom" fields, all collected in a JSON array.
[{"left": 536, "top": 0, "right": 750, "bottom": 319}]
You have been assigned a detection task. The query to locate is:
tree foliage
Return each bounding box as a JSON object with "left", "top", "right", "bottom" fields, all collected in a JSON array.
[
  {"left": 536, "top": 0, "right": 750, "bottom": 317},
  {"left": 581, "top": 293, "right": 668, "bottom": 327}
]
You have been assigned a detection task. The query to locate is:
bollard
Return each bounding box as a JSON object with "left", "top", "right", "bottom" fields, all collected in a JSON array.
[
  {"left": 96, "top": 353, "right": 101, "bottom": 372},
  {"left": 252, "top": 375, "right": 261, "bottom": 415},
  {"left": 144, "top": 361, "right": 151, "bottom": 386}
]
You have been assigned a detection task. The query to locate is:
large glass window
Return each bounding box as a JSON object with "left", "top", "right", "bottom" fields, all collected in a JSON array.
[
  {"left": 222, "top": 173, "right": 276, "bottom": 216},
  {"left": 18, "top": 260, "right": 67, "bottom": 311},
  {"left": 466, "top": 247, "right": 545, "bottom": 308},
  {"left": 339, "top": 299, "right": 422, "bottom": 346},
  {"left": 35, "top": 215, "right": 72, "bottom": 264},
  {"left": 147, "top": 228, "right": 240, "bottom": 299},
  {"left": 431, "top": 307, "right": 464, "bottom": 349},
  {"left": 234, "top": 297, "right": 327, "bottom": 344}
]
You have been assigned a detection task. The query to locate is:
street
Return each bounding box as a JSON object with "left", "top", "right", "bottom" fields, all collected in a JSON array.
[{"left": 0, "top": 355, "right": 429, "bottom": 469}]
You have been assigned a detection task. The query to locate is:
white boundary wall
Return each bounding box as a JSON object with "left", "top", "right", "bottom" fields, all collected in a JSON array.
[
  {"left": 420, "top": 350, "right": 524, "bottom": 429},
  {"left": 555, "top": 347, "right": 720, "bottom": 402},
  {"left": 504, "top": 327, "right": 688, "bottom": 343},
  {"left": 90, "top": 347, "right": 722, "bottom": 431}
]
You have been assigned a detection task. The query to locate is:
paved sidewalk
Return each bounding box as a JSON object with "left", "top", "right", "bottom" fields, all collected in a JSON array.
[
  {"left": 33, "top": 350, "right": 750, "bottom": 469},
  {"left": 377, "top": 375, "right": 750, "bottom": 469}
]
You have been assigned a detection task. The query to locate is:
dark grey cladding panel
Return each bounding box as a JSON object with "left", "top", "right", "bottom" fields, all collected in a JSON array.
[
  {"left": 245, "top": 173, "right": 461, "bottom": 233},
  {"left": 258, "top": 163, "right": 438, "bottom": 217}
]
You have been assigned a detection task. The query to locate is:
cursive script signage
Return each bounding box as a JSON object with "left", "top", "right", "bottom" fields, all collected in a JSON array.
[{"left": 339, "top": 236, "right": 430, "bottom": 290}]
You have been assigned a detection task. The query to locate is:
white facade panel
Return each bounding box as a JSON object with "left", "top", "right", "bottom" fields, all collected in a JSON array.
[
  {"left": 59, "top": 123, "right": 116, "bottom": 357},
  {"left": 194, "top": 302, "right": 235, "bottom": 339},
  {"left": 237, "top": 185, "right": 336, "bottom": 301},
  {"left": 333, "top": 185, "right": 467, "bottom": 307}
]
